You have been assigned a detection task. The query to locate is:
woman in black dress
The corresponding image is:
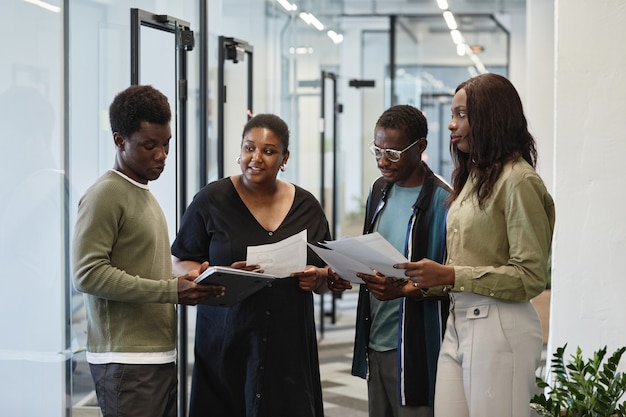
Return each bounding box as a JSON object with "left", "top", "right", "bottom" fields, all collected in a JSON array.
[{"left": 172, "top": 114, "right": 331, "bottom": 417}]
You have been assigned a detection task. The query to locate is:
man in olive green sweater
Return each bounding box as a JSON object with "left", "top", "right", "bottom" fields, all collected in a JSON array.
[{"left": 72, "top": 85, "right": 223, "bottom": 417}]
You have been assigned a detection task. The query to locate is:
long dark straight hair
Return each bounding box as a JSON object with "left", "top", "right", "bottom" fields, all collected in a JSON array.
[{"left": 449, "top": 73, "right": 537, "bottom": 207}]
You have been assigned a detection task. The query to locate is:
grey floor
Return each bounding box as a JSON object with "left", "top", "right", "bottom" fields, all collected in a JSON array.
[{"left": 317, "top": 289, "right": 369, "bottom": 417}]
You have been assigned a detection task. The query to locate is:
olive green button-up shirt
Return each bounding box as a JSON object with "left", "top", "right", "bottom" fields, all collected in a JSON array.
[{"left": 441, "top": 158, "right": 555, "bottom": 302}]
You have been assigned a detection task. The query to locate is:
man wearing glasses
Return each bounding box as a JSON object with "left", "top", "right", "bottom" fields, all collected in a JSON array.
[{"left": 329, "top": 105, "right": 451, "bottom": 417}]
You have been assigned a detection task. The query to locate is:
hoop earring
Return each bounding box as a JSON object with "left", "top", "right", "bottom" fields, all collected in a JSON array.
[
  {"left": 236, "top": 157, "right": 241, "bottom": 164},
  {"left": 280, "top": 164, "right": 286, "bottom": 172}
]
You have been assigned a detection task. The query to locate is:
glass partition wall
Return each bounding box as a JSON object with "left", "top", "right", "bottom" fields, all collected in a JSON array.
[
  {"left": 0, "top": 1, "right": 66, "bottom": 415},
  {"left": 67, "top": 2, "right": 203, "bottom": 416},
  {"left": 393, "top": 14, "right": 509, "bottom": 181}
]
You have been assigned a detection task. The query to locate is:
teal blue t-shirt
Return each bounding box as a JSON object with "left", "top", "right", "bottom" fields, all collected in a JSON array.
[{"left": 369, "top": 184, "right": 420, "bottom": 352}]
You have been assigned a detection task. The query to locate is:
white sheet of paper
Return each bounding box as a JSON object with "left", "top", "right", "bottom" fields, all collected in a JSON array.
[
  {"left": 307, "top": 243, "right": 367, "bottom": 283},
  {"left": 320, "top": 232, "right": 408, "bottom": 277},
  {"left": 246, "top": 229, "right": 307, "bottom": 278}
]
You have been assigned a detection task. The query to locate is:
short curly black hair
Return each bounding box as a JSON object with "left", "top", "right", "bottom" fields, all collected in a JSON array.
[
  {"left": 109, "top": 85, "right": 171, "bottom": 138},
  {"left": 241, "top": 113, "right": 290, "bottom": 153},
  {"left": 375, "top": 104, "right": 428, "bottom": 143}
]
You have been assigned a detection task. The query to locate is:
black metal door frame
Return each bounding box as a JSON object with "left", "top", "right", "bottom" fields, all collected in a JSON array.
[
  {"left": 319, "top": 70, "right": 340, "bottom": 338},
  {"left": 130, "top": 9, "right": 194, "bottom": 416},
  {"left": 320, "top": 70, "right": 339, "bottom": 240},
  {"left": 217, "top": 36, "right": 254, "bottom": 179}
]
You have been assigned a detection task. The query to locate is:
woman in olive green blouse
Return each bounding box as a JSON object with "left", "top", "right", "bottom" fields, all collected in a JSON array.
[{"left": 395, "top": 73, "right": 555, "bottom": 417}]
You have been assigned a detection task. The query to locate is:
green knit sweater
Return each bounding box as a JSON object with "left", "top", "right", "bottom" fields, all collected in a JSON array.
[{"left": 72, "top": 170, "right": 179, "bottom": 354}]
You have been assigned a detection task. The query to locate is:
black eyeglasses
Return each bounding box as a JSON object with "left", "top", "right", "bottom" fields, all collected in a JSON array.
[{"left": 368, "top": 139, "right": 420, "bottom": 162}]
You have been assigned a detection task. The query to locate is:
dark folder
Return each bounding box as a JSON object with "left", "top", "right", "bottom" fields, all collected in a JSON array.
[{"left": 194, "top": 266, "right": 277, "bottom": 307}]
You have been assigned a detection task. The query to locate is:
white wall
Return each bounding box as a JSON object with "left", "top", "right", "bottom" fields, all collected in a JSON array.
[
  {"left": 504, "top": 11, "right": 528, "bottom": 102},
  {"left": 525, "top": 0, "right": 555, "bottom": 193},
  {"left": 549, "top": 0, "right": 626, "bottom": 361}
]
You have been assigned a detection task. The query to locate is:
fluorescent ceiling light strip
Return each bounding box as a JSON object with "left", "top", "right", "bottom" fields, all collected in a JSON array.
[
  {"left": 23, "top": 0, "right": 60, "bottom": 13},
  {"left": 289, "top": 47, "right": 312, "bottom": 54},
  {"left": 299, "top": 12, "right": 312, "bottom": 24},
  {"left": 307, "top": 13, "right": 325, "bottom": 30},
  {"left": 450, "top": 29, "right": 464, "bottom": 44},
  {"left": 327, "top": 30, "right": 344, "bottom": 44},
  {"left": 443, "top": 11, "right": 457, "bottom": 30},
  {"left": 276, "top": 0, "right": 297, "bottom": 11},
  {"left": 298, "top": 11, "right": 326, "bottom": 32},
  {"left": 436, "top": 0, "right": 449, "bottom": 10},
  {"left": 438, "top": 3, "right": 487, "bottom": 74}
]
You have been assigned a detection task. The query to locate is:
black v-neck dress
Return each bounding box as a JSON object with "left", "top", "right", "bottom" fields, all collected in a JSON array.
[{"left": 171, "top": 178, "right": 331, "bottom": 417}]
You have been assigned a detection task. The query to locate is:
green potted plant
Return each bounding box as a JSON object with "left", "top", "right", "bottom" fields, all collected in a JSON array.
[{"left": 531, "top": 344, "right": 626, "bottom": 417}]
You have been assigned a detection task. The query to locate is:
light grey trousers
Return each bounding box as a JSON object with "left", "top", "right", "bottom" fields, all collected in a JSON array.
[{"left": 434, "top": 292, "right": 543, "bottom": 417}]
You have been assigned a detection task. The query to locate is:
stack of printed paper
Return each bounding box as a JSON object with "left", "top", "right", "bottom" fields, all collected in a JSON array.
[{"left": 308, "top": 232, "right": 408, "bottom": 283}]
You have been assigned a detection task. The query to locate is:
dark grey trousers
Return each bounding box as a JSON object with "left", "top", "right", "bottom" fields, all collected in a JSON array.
[
  {"left": 368, "top": 349, "right": 434, "bottom": 417},
  {"left": 89, "top": 362, "right": 177, "bottom": 417}
]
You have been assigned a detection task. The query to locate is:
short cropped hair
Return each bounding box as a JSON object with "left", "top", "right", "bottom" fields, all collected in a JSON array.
[
  {"left": 109, "top": 85, "right": 171, "bottom": 138},
  {"left": 242, "top": 113, "right": 290, "bottom": 153},
  {"left": 375, "top": 104, "right": 428, "bottom": 144}
]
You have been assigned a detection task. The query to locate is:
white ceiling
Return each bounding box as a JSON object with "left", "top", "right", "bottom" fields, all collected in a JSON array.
[{"left": 310, "top": 0, "right": 526, "bottom": 17}]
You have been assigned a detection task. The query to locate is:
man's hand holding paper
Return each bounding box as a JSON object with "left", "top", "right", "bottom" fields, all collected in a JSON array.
[{"left": 308, "top": 232, "right": 409, "bottom": 283}]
